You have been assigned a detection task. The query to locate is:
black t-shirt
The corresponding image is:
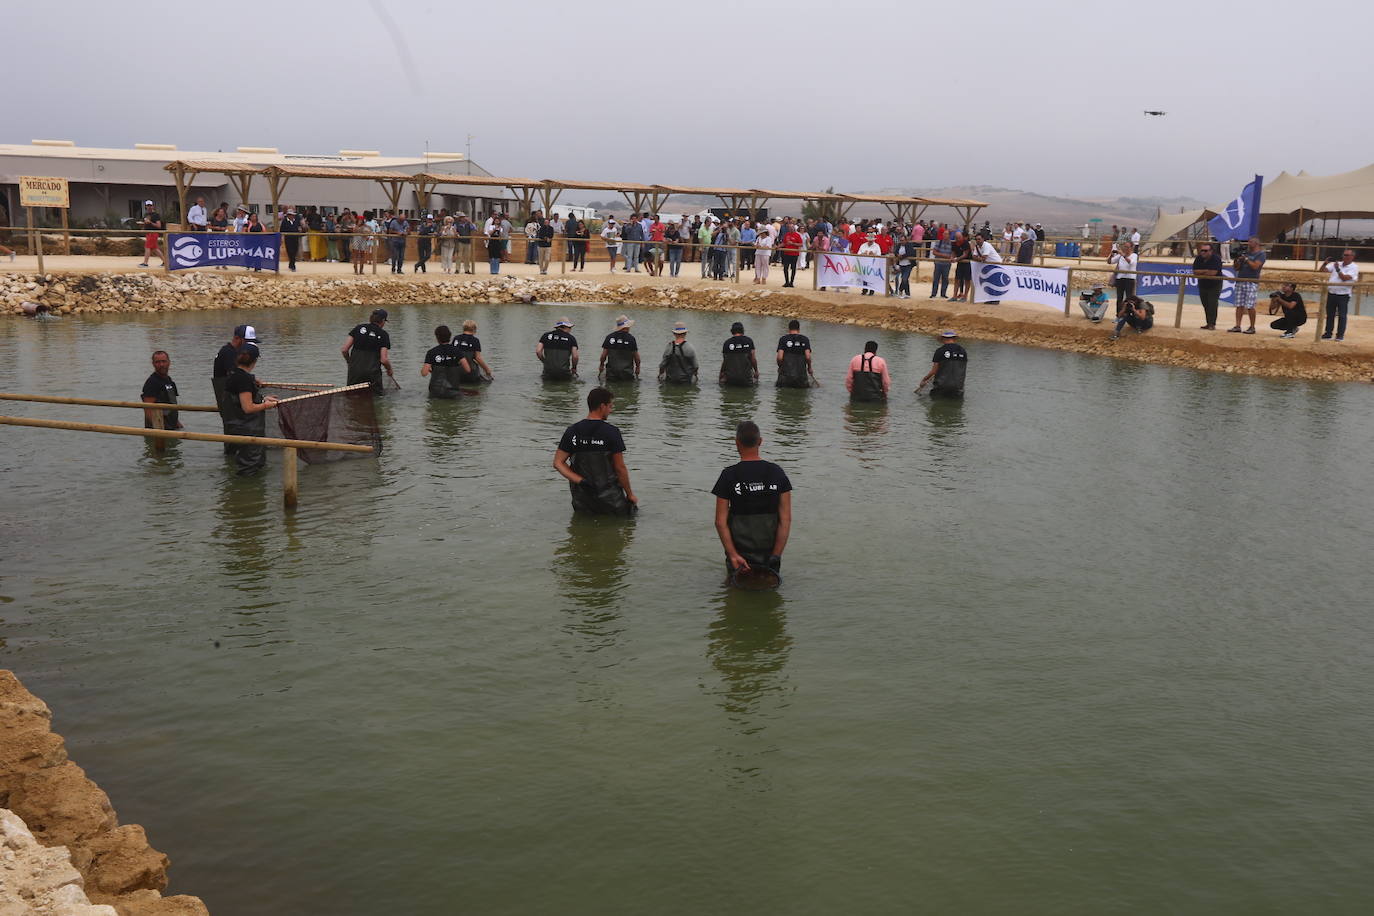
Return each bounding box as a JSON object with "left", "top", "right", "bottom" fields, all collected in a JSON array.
[
  {"left": 932, "top": 342, "right": 968, "bottom": 391},
  {"left": 951, "top": 239, "right": 970, "bottom": 260},
  {"left": 1192, "top": 253, "right": 1224, "bottom": 287},
  {"left": 424, "top": 343, "right": 465, "bottom": 366},
  {"left": 142, "top": 372, "right": 178, "bottom": 403},
  {"left": 349, "top": 322, "right": 391, "bottom": 352},
  {"left": 711, "top": 460, "right": 792, "bottom": 515},
  {"left": 537, "top": 224, "right": 555, "bottom": 247},
  {"left": 143, "top": 211, "right": 162, "bottom": 230},
  {"left": 224, "top": 366, "right": 258, "bottom": 417},
  {"left": 722, "top": 335, "right": 756, "bottom": 355},
  {"left": 601, "top": 332, "right": 638, "bottom": 352},
  {"left": 213, "top": 342, "right": 239, "bottom": 378},
  {"left": 558, "top": 418, "right": 625, "bottom": 455},
  {"left": 453, "top": 333, "right": 482, "bottom": 358},
  {"left": 933, "top": 342, "right": 967, "bottom": 364},
  {"left": 540, "top": 330, "right": 577, "bottom": 351},
  {"left": 776, "top": 333, "right": 811, "bottom": 355},
  {"left": 1275, "top": 291, "right": 1306, "bottom": 318}
]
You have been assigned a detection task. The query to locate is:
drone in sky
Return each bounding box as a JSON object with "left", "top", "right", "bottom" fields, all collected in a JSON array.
[{"left": 1143, "top": 110, "right": 1167, "bottom": 116}]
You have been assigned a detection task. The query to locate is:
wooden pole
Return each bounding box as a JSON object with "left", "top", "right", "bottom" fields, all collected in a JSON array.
[
  {"left": 172, "top": 164, "right": 188, "bottom": 233},
  {"left": 282, "top": 447, "right": 299, "bottom": 509},
  {"left": 149, "top": 403, "right": 166, "bottom": 453},
  {"left": 1174, "top": 278, "right": 1187, "bottom": 328},
  {"left": 0, "top": 392, "right": 218, "bottom": 411},
  {"left": 29, "top": 207, "right": 43, "bottom": 274},
  {"left": 0, "top": 415, "right": 374, "bottom": 452},
  {"left": 61, "top": 209, "right": 70, "bottom": 256},
  {"left": 1063, "top": 267, "right": 1073, "bottom": 317},
  {"left": 1314, "top": 287, "right": 1328, "bottom": 342}
]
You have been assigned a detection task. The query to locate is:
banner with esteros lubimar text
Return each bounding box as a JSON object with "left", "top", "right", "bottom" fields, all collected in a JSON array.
[
  {"left": 972, "top": 262, "right": 1069, "bottom": 309},
  {"left": 817, "top": 252, "right": 887, "bottom": 293},
  {"left": 168, "top": 232, "right": 281, "bottom": 272}
]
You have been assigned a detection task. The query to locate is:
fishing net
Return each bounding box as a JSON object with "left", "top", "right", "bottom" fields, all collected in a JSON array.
[{"left": 260, "top": 383, "right": 382, "bottom": 464}]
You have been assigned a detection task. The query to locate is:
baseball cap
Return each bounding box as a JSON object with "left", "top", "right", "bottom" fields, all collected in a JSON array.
[
  {"left": 143, "top": 199, "right": 154, "bottom": 206},
  {"left": 240, "top": 342, "right": 260, "bottom": 360},
  {"left": 233, "top": 324, "right": 259, "bottom": 342},
  {"left": 614, "top": 315, "right": 634, "bottom": 329},
  {"left": 672, "top": 323, "right": 688, "bottom": 334},
  {"left": 555, "top": 317, "right": 574, "bottom": 328},
  {"left": 940, "top": 329, "right": 959, "bottom": 338},
  {"left": 370, "top": 308, "right": 388, "bottom": 322}
]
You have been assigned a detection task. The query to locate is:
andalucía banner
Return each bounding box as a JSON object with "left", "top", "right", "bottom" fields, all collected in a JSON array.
[
  {"left": 168, "top": 232, "right": 281, "bottom": 272},
  {"left": 971, "top": 262, "right": 1069, "bottom": 309},
  {"left": 817, "top": 252, "right": 887, "bottom": 293}
]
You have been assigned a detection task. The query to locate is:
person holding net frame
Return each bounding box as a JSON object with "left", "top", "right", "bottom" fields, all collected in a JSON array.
[
  {"left": 341, "top": 309, "right": 396, "bottom": 393},
  {"left": 223, "top": 344, "right": 281, "bottom": 476}
]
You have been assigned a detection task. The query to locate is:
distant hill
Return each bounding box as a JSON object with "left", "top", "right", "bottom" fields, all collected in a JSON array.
[{"left": 875, "top": 186, "right": 1209, "bottom": 233}]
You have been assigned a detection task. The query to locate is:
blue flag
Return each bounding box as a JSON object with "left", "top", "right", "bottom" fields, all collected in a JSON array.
[{"left": 1208, "top": 175, "right": 1263, "bottom": 242}]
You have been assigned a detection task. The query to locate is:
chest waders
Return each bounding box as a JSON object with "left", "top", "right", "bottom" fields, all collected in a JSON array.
[
  {"left": 777, "top": 349, "right": 809, "bottom": 388},
  {"left": 851, "top": 354, "right": 885, "bottom": 402},
  {"left": 663, "top": 343, "right": 693, "bottom": 384},
  {"left": 348, "top": 348, "right": 384, "bottom": 393},
  {"left": 427, "top": 362, "right": 465, "bottom": 399},
  {"left": 222, "top": 386, "right": 267, "bottom": 474},
  {"left": 456, "top": 353, "right": 485, "bottom": 384},
  {"left": 721, "top": 349, "right": 755, "bottom": 386},
  {"left": 605, "top": 347, "right": 636, "bottom": 381},
  {"left": 728, "top": 511, "right": 779, "bottom": 569},
  {"left": 932, "top": 359, "right": 967, "bottom": 397},
  {"left": 568, "top": 450, "right": 632, "bottom": 515},
  {"left": 543, "top": 347, "right": 574, "bottom": 381}
]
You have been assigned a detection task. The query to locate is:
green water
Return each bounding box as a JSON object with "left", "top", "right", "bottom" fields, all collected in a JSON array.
[{"left": 2, "top": 303, "right": 1374, "bottom": 915}]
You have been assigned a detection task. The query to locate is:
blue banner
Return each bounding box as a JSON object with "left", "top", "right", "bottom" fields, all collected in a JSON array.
[
  {"left": 1138, "top": 261, "right": 1234, "bottom": 303},
  {"left": 168, "top": 232, "right": 281, "bottom": 271},
  {"left": 1207, "top": 174, "right": 1262, "bottom": 242}
]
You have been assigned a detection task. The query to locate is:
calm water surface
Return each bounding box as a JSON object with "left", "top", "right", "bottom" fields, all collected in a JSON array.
[{"left": 2, "top": 303, "right": 1373, "bottom": 915}]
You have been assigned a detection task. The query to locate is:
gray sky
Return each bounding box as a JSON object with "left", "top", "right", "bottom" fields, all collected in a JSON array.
[{"left": 12, "top": 0, "right": 1369, "bottom": 202}]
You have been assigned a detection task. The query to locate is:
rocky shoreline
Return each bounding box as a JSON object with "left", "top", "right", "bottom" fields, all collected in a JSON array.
[
  {"left": 3, "top": 270, "right": 1370, "bottom": 384},
  {"left": 0, "top": 671, "right": 206, "bottom": 916}
]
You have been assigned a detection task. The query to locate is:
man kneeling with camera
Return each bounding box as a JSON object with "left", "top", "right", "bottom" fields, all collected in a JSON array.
[{"left": 1109, "top": 295, "right": 1154, "bottom": 340}]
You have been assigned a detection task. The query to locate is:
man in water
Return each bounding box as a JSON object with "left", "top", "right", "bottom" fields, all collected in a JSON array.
[
  {"left": 719, "top": 321, "right": 759, "bottom": 386},
  {"left": 553, "top": 386, "right": 637, "bottom": 515},
  {"left": 213, "top": 324, "right": 256, "bottom": 452},
  {"left": 341, "top": 308, "right": 395, "bottom": 393},
  {"left": 598, "top": 315, "right": 640, "bottom": 381},
  {"left": 915, "top": 329, "right": 967, "bottom": 398},
  {"left": 845, "top": 340, "right": 890, "bottom": 402},
  {"left": 712, "top": 420, "right": 792, "bottom": 576},
  {"left": 421, "top": 325, "right": 466, "bottom": 399},
  {"left": 453, "top": 319, "right": 494, "bottom": 383},
  {"left": 537, "top": 318, "right": 579, "bottom": 380},
  {"left": 658, "top": 322, "right": 698, "bottom": 384},
  {"left": 775, "top": 319, "right": 814, "bottom": 388},
  {"left": 141, "top": 350, "right": 182, "bottom": 430}
]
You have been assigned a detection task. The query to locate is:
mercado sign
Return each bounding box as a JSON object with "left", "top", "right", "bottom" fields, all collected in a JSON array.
[{"left": 18, "top": 176, "right": 70, "bottom": 208}]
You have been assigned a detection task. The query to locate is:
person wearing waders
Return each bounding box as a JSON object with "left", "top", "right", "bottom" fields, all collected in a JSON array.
[
  {"left": 658, "top": 323, "right": 698, "bottom": 384},
  {"left": 341, "top": 309, "right": 394, "bottom": 393},
  {"left": 536, "top": 318, "right": 579, "bottom": 380},
  {"left": 420, "top": 325, "right": 467, "bottom": 399},
  {"left": 453, "top": 319, "right": 494, "bottom": 384},
  {"left": 552, "top": 386, "right": 638, "bottom": 515},
  {"left": 222, "top": 344, "right": 280, "bottom": 476},
  {"left": 915, "top": 329, "right": 968, "bottom": 398},
  {"left": 719, "top": 321, "right": 759, "bottom": 386},
  {"left": 712, "top": 420, "right": 792, "bottom": 577},
  {"left": 212, "top": 324, "right": 256, "bottom": 454},
  {"left": 775, "top": 319, "right": 814, "bottom": 388},
  {"left": 597, "top": 315, "right": 641, "bottom": 381},
  {"left": 141, "top": 350, "right": 182, "bottom": 430},
  {"left": 845, "top": 340, "right": 890, "bottom": 402}
]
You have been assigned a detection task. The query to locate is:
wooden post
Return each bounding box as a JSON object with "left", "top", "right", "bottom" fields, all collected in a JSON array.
[
  {"left": 61, "top": 209, "right": 71, "bottom": 256},
  {"left": 1174, "top": 278, "right": 1187, "bottom": 329},
  {"left": 560, "top": 234, "right": 567, "bottom": 274},
  {"left": 1063, "top": 266, "right": 1073, "bottom": 317},
  {"left": 282, "top": 447, "right": 299, "bottom": 509},
  {"left": 149, "top": 404, "right": 166, "bottom": 453},
  {"left": 813, "top": 247, "right": 820, "bottom": 290},
  {"left": 1314, "top": 287, "right": 1328, "bottom": 342},
  {"left": 29, "top": 207, "right": 43, "bottom": 274}
]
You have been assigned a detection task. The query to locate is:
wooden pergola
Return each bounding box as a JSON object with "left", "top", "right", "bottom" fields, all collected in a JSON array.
[
  {"left": 411, "top": 173, "right": 546, "bottom": 219},
  {"left": 164, "top": 160, "right": 422, "bottom": 222}
]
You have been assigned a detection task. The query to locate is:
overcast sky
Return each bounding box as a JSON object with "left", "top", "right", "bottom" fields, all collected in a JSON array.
[{"left": 12, "top": 0, "right": 1369, "bottom": 203}]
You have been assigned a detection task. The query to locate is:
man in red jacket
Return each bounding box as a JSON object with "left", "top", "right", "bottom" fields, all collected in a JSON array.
[{"left": 779, "top": 221, "right": 804, "bottom": 288}]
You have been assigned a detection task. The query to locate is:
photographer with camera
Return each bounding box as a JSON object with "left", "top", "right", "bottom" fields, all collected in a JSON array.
[
  {"left": 1228, "top": 237, "right": 1267, "bottom": 334},
  {"left": 1268, "top": 282, "right": 1306, "bottom": 339},
  {"left": 1108, "top": 295, "right": 1154, "bottom": 340},
  {"left": 1079, "top": 283, "right": 1110, "bottom": 322},
  {"left": 1108, "top": 241, "right": 1139, "bottom": 316}
]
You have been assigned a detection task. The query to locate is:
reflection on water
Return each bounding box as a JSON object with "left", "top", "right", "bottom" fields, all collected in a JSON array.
[
  {"left": 421, "top": 393, "right": 481, "bottom": 467},
  {"left": 705, "top": 586, "right": 792, "bottom": 784},
  {"left": 717, "top": 384, "right": 760, "bottom": 441},
  {"left": 657, "top": 381, "right": 698, "bottom": 443},
  {"left": 208, "top": 474, "right": 292, "bottom": 653},
  {"left": 600, "top": 376, "right": 642, "bottom": 425},
  {"left": 842, "top": 402, "right": 890, "bottom": 466},
  {"left": 771, "top": 387, "right": 812, "bottom": 449},
  {"left": 552, "top": 514, "right": 635, "bottom": 708}
]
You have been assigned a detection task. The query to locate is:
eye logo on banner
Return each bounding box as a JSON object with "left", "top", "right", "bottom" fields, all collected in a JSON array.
[
  {"left": 979, "top": 266, "right": 1012, "bottom": 298},
  {"left": 171, "top": 236, "right": 204, "bottom": 267}
]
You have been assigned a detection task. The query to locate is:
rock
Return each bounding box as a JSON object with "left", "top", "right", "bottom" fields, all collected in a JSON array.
[{"left": 7, "top": 763, "right": 116, "bottom": 848}]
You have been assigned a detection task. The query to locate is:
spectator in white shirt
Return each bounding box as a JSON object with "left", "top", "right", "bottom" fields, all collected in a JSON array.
[
  {"left": 186, "top": 197, "right": 207, "bottom": 233},
  {"left": 1108, "top": 241, "right": 1139, "bottom": 315},
  {"left": 1321, "top": 249, "right": 1360, "bottom": 341}
]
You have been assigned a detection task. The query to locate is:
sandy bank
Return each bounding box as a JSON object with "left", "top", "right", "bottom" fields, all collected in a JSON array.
[
  {"left": 3, "top": 266, "right": 1370, "bottom": 384},
  {"left": 0, "top": 671, "right": 207, "bottom": 916}
]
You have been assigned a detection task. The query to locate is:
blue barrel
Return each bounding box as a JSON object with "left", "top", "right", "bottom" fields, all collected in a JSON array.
[
  {"left": 1055, "top": 242, "right": 1066, "bottom": 256},
  {"left": 1069, "top": 242, "right": 1081, "bottom": 257}
]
